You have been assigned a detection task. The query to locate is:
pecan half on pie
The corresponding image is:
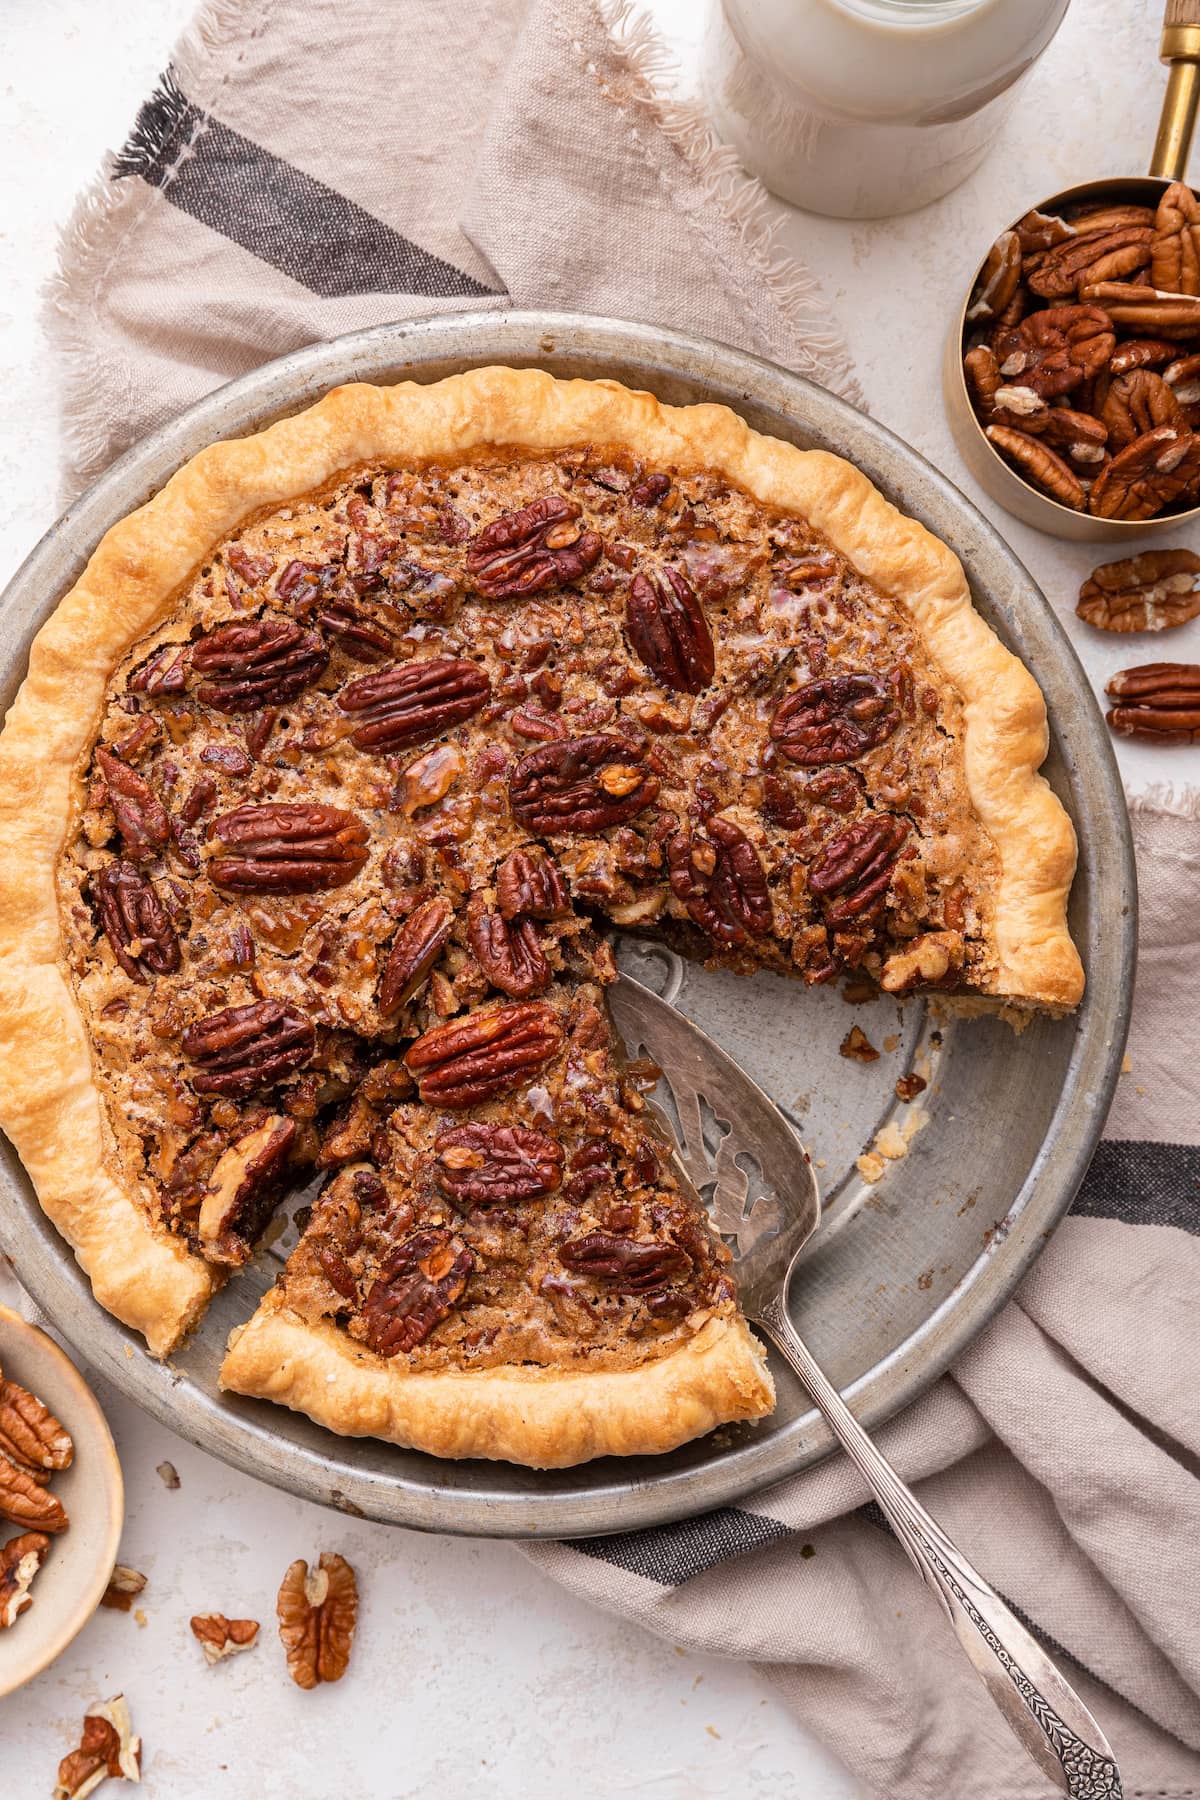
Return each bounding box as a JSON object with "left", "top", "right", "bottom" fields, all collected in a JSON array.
[{"left": 0, "top": 370, "right": 1082, "bottom": 1468}]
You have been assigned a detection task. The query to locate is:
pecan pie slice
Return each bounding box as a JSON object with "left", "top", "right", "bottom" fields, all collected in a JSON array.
[{"left": 0, "top": 369, "right": 1081, "bottom": 1466}]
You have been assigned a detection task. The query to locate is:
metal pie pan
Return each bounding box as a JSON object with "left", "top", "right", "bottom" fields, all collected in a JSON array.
[{"left": 0, "top": 312, "right": 1134, "bottom": 1537}]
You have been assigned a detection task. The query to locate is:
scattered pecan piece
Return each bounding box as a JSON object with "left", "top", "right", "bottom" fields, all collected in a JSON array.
[
  {"left": 0, "top": 1530, "right": 48, "bottom": 1627},
  {"left": 809, "top": 815, "right": 908, "bottom": 925},
  {"left": 192, "top": 617, "right": 328, "bottom": 712},
  {"left": 190, "top": 1612, "right": 260, "bottom": 1664},
  {"left": 466, "top": 495, "right": 602, "bottom": 597},
  {"left": 1025, "top": 223, "right": 1152, "bottom": 300},
  {"left": 99, "top": 1565, "right": 147, "bottom": 1613},
  {"left": 94, "top": 748, "right": 169, "bottom": 861},
  {"left": 156, "top": 1460, "right": 180, "bottom": 1490},
  {"left": 985, "top": 424, "right": 1086, "bottom": 509},
  {"left": 54, "top": 1698, "right": 140, "bottom": 1799},
  {"left": 1099, "top": 369, "right": 1184, "bottom": 448},
  {"left": 496, "top": 845, "right": 570, "bottom": 919},
  {"left": 1079, "top": 282, "right": 1200, "bottom": 339},
  {"left": 1151, "top": 180, "right": 1200, "bottom": 296},
  {"left": 625, "top": 567, "right": 715, "bottom": 694},
  {"left": 993, "top": 305, "right": 1115, "bottom": 398},
  {"left": 839, "top": 1025, "right": 879, "bottom": 1063},
  {"left": 668, "top": 817, "right": 772, "bottom": 945},
  {"left": 510, "top": 735, "right": 659, "bottom": 833},
  {"left": 277, "top": 1554, "right": 358, "bottom": 1688},
  {"left": 209, "top": 802, "right": 370, "bottom": 893},
  {"left": 770, "top": 673, "right": 899, "bottom": 766},
  {"left": 1078, "top": 550, "right": 1200, "bottom": 632},
  {"left": 92, "top": 861, "right": 181, "bottom": 981},
  {"left": 338, "top": 656, "right": 490, "bottom": 751},
  {"left": 405, "top": 1002, "right": 563, "bottom": 1107},
  {"left": 559, "top": 1233, "right": 692, "bottom": 1294},
  {"left": 362, "top": 1229, "right": 474, "bottom": 1354},
  {"left": 880, "top": 929, "right": 964, "bottom": 992},
  {"left": 378, "top": 897, "right": 454, "bottom": 1013},
  {"left": 1088, "top": 427, "right": 1200, "bottom": 520},
  {"left": 1105, "top": 662, "right": 1200, "bottom": 742},
  {"left": 468, "top": 901, "right": 551, "bottom": 997},
  {"left": 966, "top": 230, "right": 1021, "bottom": 320},
  {"left": 197, "top": 1115, "right": 297, "bottom": 1262},
  {"left": 0, "top": 1451, "right": 67, "bottom": 1533},
  {"left": 183, "top": 999, "right": 315, "bottom": 1097},
  {"left": 895, "top": 1073, "right": 928, "bottom": 1103},
  {"left": 435, "top": 1122, "right": 564, "bottom": 1205},
  {"left": 0, "top": 1374, "right": 73, "bottom": 1475}
]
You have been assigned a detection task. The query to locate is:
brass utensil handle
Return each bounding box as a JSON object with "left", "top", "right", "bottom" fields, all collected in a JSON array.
[
  {"left": 1152, "top": 0, "right": 1200, "bottom": 180},
  {"left": 757, "top": 1292, "right": 1124, "bottom": 1799}
]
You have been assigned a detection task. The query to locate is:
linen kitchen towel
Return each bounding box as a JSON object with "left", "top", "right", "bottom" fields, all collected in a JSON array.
[{"left": 42, "top": 2, "right": 1200, "bottom": 1796}]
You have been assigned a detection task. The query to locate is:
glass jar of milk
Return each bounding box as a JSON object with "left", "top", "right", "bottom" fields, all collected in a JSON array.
[{"left": 702, "top": 0, "right": 1070, "bottom": 219}]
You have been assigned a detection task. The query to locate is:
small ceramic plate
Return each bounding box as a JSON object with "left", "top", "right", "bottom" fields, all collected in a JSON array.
[{"left": 0, "top": 1304, "right": 123, "bottom": 1697}]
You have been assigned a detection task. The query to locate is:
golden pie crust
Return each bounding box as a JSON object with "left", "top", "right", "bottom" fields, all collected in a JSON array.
[{"left": 0, "top": 368, "right": 1081, "bottom": 1463}]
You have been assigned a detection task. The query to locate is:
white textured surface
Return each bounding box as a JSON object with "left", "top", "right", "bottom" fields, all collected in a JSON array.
[{"left": 0, "top": 0, "right": 1188, "bottom": 1792}]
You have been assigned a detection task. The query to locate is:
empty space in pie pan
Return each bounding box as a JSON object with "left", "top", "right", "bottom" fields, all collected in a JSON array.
[{"left": 0, "top": 314, "right": 1134, "bottom": 1537}]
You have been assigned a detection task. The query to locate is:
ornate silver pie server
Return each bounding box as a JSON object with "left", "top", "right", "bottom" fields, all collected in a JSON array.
[{"left": 610, "top": 973, "right": 1123, "bottom": 1800}]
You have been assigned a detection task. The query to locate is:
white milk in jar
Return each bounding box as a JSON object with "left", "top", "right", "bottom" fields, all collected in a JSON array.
[{"left": 702, "top": 0, "right": 1070, "bottom": 219}]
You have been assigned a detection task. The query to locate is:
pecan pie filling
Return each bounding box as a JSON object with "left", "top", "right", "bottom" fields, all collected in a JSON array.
[{"left": 57, "top": 445, "right": 1000, "bottom": 1372}]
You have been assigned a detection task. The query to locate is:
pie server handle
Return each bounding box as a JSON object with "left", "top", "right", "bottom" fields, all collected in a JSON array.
[{"left": 756, "top": 1291, "right": 1124, "bottom": 1799}]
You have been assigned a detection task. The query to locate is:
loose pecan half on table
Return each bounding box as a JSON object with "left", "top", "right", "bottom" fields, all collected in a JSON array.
[
  {"left": 277, "top": 1553, "right": 358, "bottom": 1688},
  {"left": 1077, "top": 549, "right": 1200, "bottom": 632},
  {"left": 1105, "top": 663, "right": 1200, "bottom": 743}
]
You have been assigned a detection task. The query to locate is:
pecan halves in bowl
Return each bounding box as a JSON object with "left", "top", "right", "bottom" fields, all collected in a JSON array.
[
  {"left": 1151, "top": 181, "right": 1200, "bottom": 296},
  {"left": 0, "top": 1376, "right": 73, "bottom": 1476},
  {"left": 1105, "top": 662, "right": 1200, "bottom": 742},
  {"left": 0, "top": 1451, "right": 68, "bottom": 1533},
  {"left": 192, "top": 617, "right": 329, "bottom": 712},
  {"left": 625, "top": 566, "right": 715, "bottom": 694},
  {"left": 1088, "top": 427, "right": 1200, "bottom": 521},
  {"left": 466, "top": 495, "right": 602, "bottom": 598},
  {"left": 183, "top": 997, "right": 316, "bottom": 1097},
  {"left": 993, "top": 305, "right": 1116, "bottom": 399},
  {"left": 208, "top": 802, "right": 370, "bottom": 893},
  {"left": 1025, "top": 223, "right": 1152, "bottom": 300},
  {"left": 405, "top": 1001, "right": 563, "bottom": 1107},
  {"left": 0, "top": 1530, "right": 49, "bottom": 1628},
  {"left": 337, "top": 656, "right": 490, "bottom": 751},
  {"left": 277, "top": 1553, "right": 358, "bottom": 1687},
  {"left": 1099, "top": 369, "right": 1184, "bottom": 449},
  {"left": 509, "top": 734, "right": 660, "bottom": 833},
  {"left": 966, "top": 230, "right": 1022, "bottom": 322},
  {"left": 378, "top": 896, "right": 454, "bottom": 1013},
  {"left": 1079, "top": 282, "right": 1200, "bottom": 340},
  {"left": 984, "top": 424, "right": 1087, "bottom": 510},
  {"left": 1078, "top": 550, "right": 1200, "bottom": 632}
]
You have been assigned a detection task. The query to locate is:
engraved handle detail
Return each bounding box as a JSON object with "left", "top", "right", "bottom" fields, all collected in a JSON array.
[{"left": 757, "top": 1293, "right": 1124, "bottom": 1800}]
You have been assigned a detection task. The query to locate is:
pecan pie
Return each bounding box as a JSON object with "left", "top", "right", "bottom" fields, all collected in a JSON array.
[{"left": 0, "top": 370, "right": 1082, "bottom": 1467}]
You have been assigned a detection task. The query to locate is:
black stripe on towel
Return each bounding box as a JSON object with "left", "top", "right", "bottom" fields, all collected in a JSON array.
[
  {"left": 1071, "top": 1139, "right": 1200, "bottom": 1234},
  {"left": 114, "top": 72, "right": 500, "bottom": 300},
  {"left": 567, "top": 1505, "right": 791, "bottom": 1586}
]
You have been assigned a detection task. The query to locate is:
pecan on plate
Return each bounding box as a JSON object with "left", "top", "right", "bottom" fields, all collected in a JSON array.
[
  {"left": 378, "top": 896, "right": 454, "bottom": 1013},
  {"left": 54, "top": 1697, "right": 141, "bottom": 1799},
  {"left": 809, "top": 814, "right": 909, "bottom": 926},
  {"left": 1088, "top": 427, "right": 1200, "bottom": 520},
  {"left": 669, "top": 817, "right": 772, "bottom": 946},
  {"left": 435, "top": 1122, "right": 564, "bottom": 1206},
  {"left": 966, "top": 230, "right": 1022, "bottom": 321},
  {"left": 1078, "top": 550, "right": 1200, "bottom": 632},
  {"left": 1079, "top": 282, "right": 1200, "bottom": 339},
  {"left": 496, "top": 845, "right": 570, "bottom": 920},
  {"left": 405, "top": 1002, "right": 563, "bottom": 1107},
  {"left": 277, "top": 1553, "right": 358, "bottom": 1688},
  {"left": 192, "top": 617, "right": 328, "bottom": 712},
  {"left": 337, "top": 656, "right": 490, "bottom": 751},
  {"left": 93, "top": 748, "right": 169, "bottom": 861},
  {"left": 361, "top": 1229, "right": 473, "bottom": 1355},
  {"left": 190, "top": 1612, "right": 260, "bottom": 1664},
  {"left": 197, "top": 1115, "right": 297, "bottom": 1263},
  {"left": 993, "top": 305, "right": 1115, "bottom": 398},
  {"left": 625, "top": 567, "right": 715, "bottom": 694},
  {"left": 839, "top": 1025, "right": 879, "bottom": 1063},
  {"left": 209, "top": 802, "right": 370, "bottom": 893},
  {"left": 92, "top": 861, "right": 181, "bottom": 981},
  {"left": 1151, "top": 180, "right": 1200, "bottom": 296},
  {"left": 183, "top": 998, "right": 315, "bottom": 1098},
  {"left": 509, "top": 735, "right": 660, "bottom": 834},
  {"left": 1105, "top": 662, "right": 1200, "bottom": 742},
  {"left": 468, "top": 901, "right": 550, "bottom": 997},
  {"left": 99, "top": 1566, "right": 147, "bottom": 1612},
  {"left": 0, "top": 1530, "right": 48, "bottom": 1628},
  {"left": 0, "top": 1374, "right": 73, "bottom": 1476},
  {"left": 1099, "top": 369, "right": 1184, "bottom": 448},
  {"left": 770, "top": 673, "right": 900, "bottom": 766},
  {"left": 466, "top": 495, "right": 602, "bottom": 598},
  {"left": 559, "top": 1232, "right": 692, "bottom": 1294},
  {"left": 984, "top": 425, "right": 1086, "bottom": 509},
  {"left": 1024, "top": 223, "right": 1152, "bottom": 299},
  {"left": 0, "top": 1452, "right": 67, "bottom": 1533}
]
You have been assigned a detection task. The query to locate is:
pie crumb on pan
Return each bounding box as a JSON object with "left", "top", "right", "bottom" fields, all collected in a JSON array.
[{"left": 0, "top": 368, "right": 1081, "bottom": 1465}]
